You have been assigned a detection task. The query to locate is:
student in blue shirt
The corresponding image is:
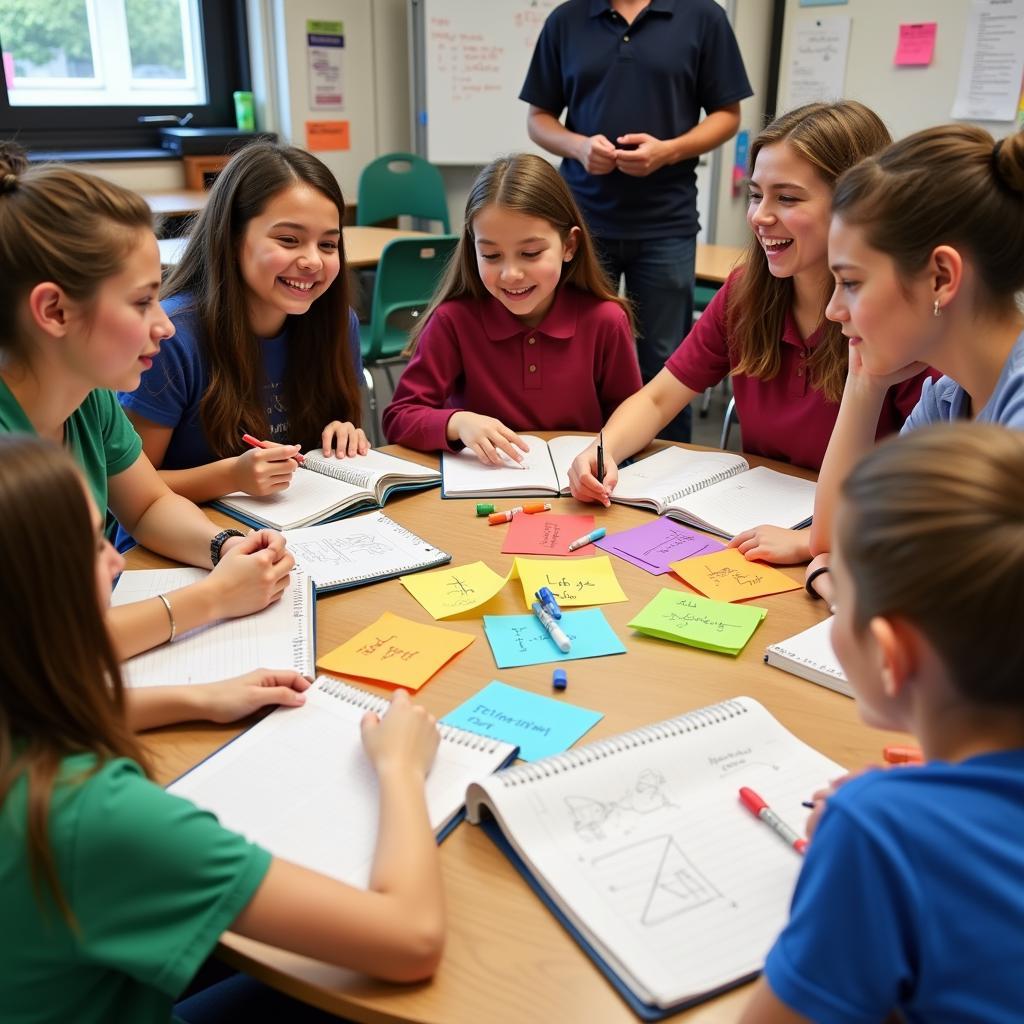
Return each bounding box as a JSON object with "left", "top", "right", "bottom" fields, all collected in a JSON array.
[
  {"left": 807, "top": 124, "right": 1024, "bottom": 571},
  {"left": 742, "top": 422, "right": 1024, "bottom": 1024},
  {"left": 121, "top": 142, "right": 367, "bottom": 505}
]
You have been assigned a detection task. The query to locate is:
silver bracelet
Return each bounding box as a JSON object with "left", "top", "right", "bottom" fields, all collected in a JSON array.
[{"left": 157, "top": 592, "right": 176, "bottom": 643}]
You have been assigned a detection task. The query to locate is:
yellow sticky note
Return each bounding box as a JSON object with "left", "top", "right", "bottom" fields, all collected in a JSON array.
[
  {"left": 513, "top": 555, "right": 628, "bottom": 607},
  {"left": 400, "top": 561, "right": 511, "bottom": 619},
  {"left": 669, "top": 548, "right": 801, "bottom": 603},
  {"left": 318, "top": 612, "right": 474, "bottom": 690}
]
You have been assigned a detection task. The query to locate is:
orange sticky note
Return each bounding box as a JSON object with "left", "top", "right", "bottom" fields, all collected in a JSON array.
[
  {"left": 317, "top": 611, "right": 473, "bottom": 689},
  {"left": 305, "top": 120, "right": 350, "bottom": 151},
  {"left": 669, "top": 548, "right": 801, "bottom": 603}
]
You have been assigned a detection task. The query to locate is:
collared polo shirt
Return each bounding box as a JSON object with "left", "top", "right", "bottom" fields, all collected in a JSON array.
[
  {"left": 520, "top": 0, "right": 752, "bottom": 239},
  {"left": 666, "top": 271, "right": 938, "bottom": 471},
  {"left": 382, "top": 286, "right": 643, "bottom": 452}
]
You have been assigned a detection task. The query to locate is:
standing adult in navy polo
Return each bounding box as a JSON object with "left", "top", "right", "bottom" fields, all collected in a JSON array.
[{"left": 521, "top": 0, "right": 752, "bottom": 442}]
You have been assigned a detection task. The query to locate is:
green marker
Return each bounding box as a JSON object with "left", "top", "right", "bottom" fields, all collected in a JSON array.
[{"left": 476, "top": 503, "right": 495, "bottom": 517}]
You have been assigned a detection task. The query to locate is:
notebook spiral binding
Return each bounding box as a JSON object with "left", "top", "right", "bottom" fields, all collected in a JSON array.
[
  {"left": 316, "top": 676, "right": 506, "bottom": 753},
  {"left": 497, "top": 698, "right": 750, "bottom": 787},
  {"left": 662, "top": 464, "right": 744, "bottom": 507},
  {"left": 302, "top": 458, "right": 374, "bottom": 489}
]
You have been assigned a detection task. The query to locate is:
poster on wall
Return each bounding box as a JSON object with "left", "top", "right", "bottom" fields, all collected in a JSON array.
[
  {"left": 785, "top": 16, "right": 851, "bottom": 109},
  {"left": 307, "top": 19, "right": 345, "bottom": 110},
  {"left": 951, "top": 0, "right": 1024, "bottom": 122}
]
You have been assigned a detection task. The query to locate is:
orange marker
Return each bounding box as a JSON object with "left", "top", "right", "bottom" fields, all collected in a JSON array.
[
  {"left": 488, "top": 506, "right": 523, "bottom": 525},
  {"left": 883, "top": 745, "right": 924, "bottom": 764},
  {"left": 523, "top": 502, "right": 552, "bottom": 514}
]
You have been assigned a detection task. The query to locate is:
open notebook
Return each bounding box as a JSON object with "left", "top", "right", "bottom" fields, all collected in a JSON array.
[
  {"left": 284, "top": 511, "right": 451, "bottom": 593},
  {"left": 213, "top": 448, "right": 441, "bottom": 530},
  {"left": 466, "top": 697, "right": 842, "bottom": 1018},
  {"left": 612, "top": 447, "right": 816, "bottom": 538},
  {"left": 111, "top": 569, "right": 315, "bottom": 686},
  {"left": 765, "top": 617, "right": 850, "bottom": 698},
  {"left": 441, "top": 434, "right": 594, "bottom": 498},
  {"left": 168, "top": 678, "right": 518, "bottom": 883}
]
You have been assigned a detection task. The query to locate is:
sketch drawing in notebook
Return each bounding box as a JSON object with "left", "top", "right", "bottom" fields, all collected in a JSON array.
[{"left": 466, "top": 697, "right": 842, "bottom": 1017}]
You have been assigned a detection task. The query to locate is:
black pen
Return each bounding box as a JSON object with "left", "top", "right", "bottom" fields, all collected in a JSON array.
[{"left": 596, "top": 430, "right": 605, "bottom": 484}]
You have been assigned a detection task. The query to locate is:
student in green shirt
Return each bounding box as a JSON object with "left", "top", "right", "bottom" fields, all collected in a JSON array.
[
  {"left": 0, "top": 143, "right": 310, "bottom": 730},
  {"left": 0, "top": 433, "right": 445, "bottom": 1024}
]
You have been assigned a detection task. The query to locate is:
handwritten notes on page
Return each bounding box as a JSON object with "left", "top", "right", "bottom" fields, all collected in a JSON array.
[
  {"left": 670, "top": 549, "right": 802, "bottom": 603},
  {"left": 512, "top": 556, "right": 628, "bottom": 608},
  {"left": 628, "top": 589, "right": 767, "bottom": 656},
  {"left": 400, "top": 561, "right": 511, "bottom": 619},
  {"left": 318, "top": 612, "right": 474, "bottom": 689},
  {"left": 442, "top": 681, "right": 603, "bottom": 761},
  {"left": 483, "top": 609, "right": 626, "bottom": 668},
  {"left": 501, "top": 513, "right": 596, "bottom": 557},
  {"left": 596, "top": 517, "right": 725, "bottom": 575}
]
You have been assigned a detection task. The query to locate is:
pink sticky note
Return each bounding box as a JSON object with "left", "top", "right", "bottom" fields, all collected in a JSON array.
[
  {"left": 501, "top": 513, "right": 596, "bottom": 557},
  {"left": 894, "top": 23, "right": 936, "bottom": 66}
]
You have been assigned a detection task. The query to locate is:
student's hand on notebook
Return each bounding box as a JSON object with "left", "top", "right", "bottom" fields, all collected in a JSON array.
[
  {"left": 205, "top": 529, "right": 295, "bottom": 616},
  {"left": 360, "top": 689, "right": 440, "bottom": 781},
  {"left": 447, "top": 411, "right": 529, "bottom": 468},
  {"left": 196, "top": 669, "right": 311, "bottom": 723},
  {"left": 233, "top": 443, "right": 302, "bottom": 495},
  {"left": 321, "top": 420, "right": 370, "bottom": 458},
  {"left": 729, "top": 526, "right": 810, "bottom": 566},
  {"left": 568, "top": 442, "right": 617, "bottom": 506}
]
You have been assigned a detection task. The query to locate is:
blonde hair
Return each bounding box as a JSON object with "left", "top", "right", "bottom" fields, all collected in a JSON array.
[
  {"left": 730, "top": 101, "right": 892, "bottom": 403},
  {"left": 839, "top": 423, "right": 1024, "bottom": 704},
  {"left": 833, "top": 125, "right": 1024, "bottom": 314},
  {"left": 405, "top": 153, "right": 631, "bottom": 355}
]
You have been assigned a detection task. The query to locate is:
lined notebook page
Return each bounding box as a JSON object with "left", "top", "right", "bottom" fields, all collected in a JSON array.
[
  {"left": 674, "top": 466, "right": 816, "bottom": 537},
  {"left": 470, "top": 698, "right": 841, "bottom": 1009},
  {"left": 284, "top": 511, "right": 449, "bottom": 589},
  {"left": 547, "top": 435, "right": 596, "bottom": 493},
  {"left": 614, "top": 447, "right": 749, "bottom": 509},
  {"left": 442, "top": 435, "right": 561, "bottom": 495},
  {"left": 111, "top": 569, "right": 314, "bottom": 686},
  {"left": 218, "top": 469, "right": 367, "bottom": 528},
  {"left": 168, "top": 677, "right": 516, "bottom": 886}
]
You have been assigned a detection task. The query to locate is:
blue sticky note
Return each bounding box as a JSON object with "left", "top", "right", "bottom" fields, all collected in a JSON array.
[
  {"left": 442, "top": 680, "right": 603, "bottom": 761},
  {"left": 482, "top": 607, "right": 626, "bottom": 668}
]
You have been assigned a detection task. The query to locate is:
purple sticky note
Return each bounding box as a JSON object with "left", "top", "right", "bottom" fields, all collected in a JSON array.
[{"left": 595, "top": 517, "right": 725, "bottom": 575}]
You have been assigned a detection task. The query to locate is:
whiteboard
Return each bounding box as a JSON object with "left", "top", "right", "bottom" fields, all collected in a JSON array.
[{"left": 411, "top": 0, "right": 561, "bottom": 164}]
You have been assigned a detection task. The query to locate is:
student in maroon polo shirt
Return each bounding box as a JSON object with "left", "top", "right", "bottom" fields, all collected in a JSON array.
[
  {"left": 382, "top": 154, "right": 642, "bottom": 466},
  {"left": 569, "top": 101, "right": 936, "bottom": 566}
]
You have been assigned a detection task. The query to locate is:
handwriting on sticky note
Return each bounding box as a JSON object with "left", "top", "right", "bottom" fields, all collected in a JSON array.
[
  {"left": 502, "top": 513, "right": 596, "bottom": 557},
  {"left": 318, "top": 611, "right": 474, "bottom": 689},
  {"left": 483, "top": 608, "right": 627, "bottom": 668},
  {"left": 513, "top": 555, "right": 628, "bottom": 607},
  {"left": 596, "top": 517, "right": 726, "bottom": 574},
  {"left": 627, "top": 588, "right": 766, "bottom": 655},
  {"left": 670, "top": 548, "right": 801, "bottom": 602},
  {"left": 400, "top": 561, "right": 511, "bottom": 618}
]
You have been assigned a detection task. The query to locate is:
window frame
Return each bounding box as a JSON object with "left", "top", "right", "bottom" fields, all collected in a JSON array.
[{"left": 0, "top": 0, "right": 250, "bottom": 155}]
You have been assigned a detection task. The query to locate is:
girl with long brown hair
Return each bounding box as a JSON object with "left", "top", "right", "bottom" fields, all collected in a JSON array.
[
  {"left": 382, "top": 152, "right": 642, "bottom": 465},
  {"left": 741, "top": 423, "right": 1024, "bottom": 1023},
  {"left": 121, "top": 141, "right": 367, "bottom": 503},
  {"left": 0, "top": 435, "right": 444, "bottom": 1023},
  {"left": 569, "top": 101, "right": 935, "bottom": 565}
]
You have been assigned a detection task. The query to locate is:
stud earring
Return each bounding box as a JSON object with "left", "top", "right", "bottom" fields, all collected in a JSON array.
[{"left": 933, "top": 299, "right": 942, "bottom": 318}]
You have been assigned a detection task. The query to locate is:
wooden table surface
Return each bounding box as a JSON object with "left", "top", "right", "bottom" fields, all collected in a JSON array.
[
  {"left": 133, "top": 439, "right": 903, "bottom": 1024},
  {"left": 695, "top": 244, "right": 745, "bottom": 286}
]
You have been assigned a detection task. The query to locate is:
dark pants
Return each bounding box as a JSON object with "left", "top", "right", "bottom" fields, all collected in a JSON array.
[
  {"left": 593, "top": 234, "right": 696, "bottom": 443},
  {"left": 176, "top": 971, "right": 352, "bottom": 1023}
]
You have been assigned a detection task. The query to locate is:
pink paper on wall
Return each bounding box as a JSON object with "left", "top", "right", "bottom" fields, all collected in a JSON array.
[{"left": 894, "top": 23, "right": 937, "bottom": 66}]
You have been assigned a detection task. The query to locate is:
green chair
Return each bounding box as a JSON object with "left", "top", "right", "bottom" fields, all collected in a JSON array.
[
  {"left": 356, "top": 152, "right": 451, "bottom": 232},
  {"left": 361, "top": 235, "right": 459, "bottom": 442},
  {"left": 694, "top": 283, "right": 723, "bottom": 419}
]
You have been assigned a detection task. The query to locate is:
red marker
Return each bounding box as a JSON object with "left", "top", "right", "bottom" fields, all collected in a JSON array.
[
  {"left": 739, "top": 787, "right": 807, "bottom": 855},
  {"left": 242, "top": 433, "right": 304, "bottom": 465},
  {"left": 883, "top": 745, "right": 923, "bottom": 765}
]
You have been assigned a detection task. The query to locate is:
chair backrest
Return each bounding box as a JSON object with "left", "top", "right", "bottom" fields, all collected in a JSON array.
[
  {"left": 356, "top": 152, "right": 451, "bottom": 233},
  {"left": 363, "top": 235, "right": 459, "bottom": 362}
]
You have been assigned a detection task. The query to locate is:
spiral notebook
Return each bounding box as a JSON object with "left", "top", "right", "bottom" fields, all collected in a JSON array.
[
  {"left": 169, "top": 677, "right": 518, "bottom": 885},
  {"left": 764, "top": 617, "right": 850, "bottom": 698},
  {"left": 466, "top": 697, "right": 842, "bottom": 1018},
  {"left": 611, "top": 447, "right": 816, "bottom": 538},
  {"left": 283, "top": 511, "right": 451, "bottom": 593}
]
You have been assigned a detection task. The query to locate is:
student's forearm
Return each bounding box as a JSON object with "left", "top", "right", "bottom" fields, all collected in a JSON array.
[
  {"left": 604, "top": 377, "right": 699, "bottom": 464},
  {"left": 527, "top": 109, "right": 586, "bottom": 162},
  {"left": 125, "top": 685, "right": 209, "bottom": 730},
  {"left": 809, "top": 382, "right": 888, "bottom": 555},
  {"left": 158, "top": 458, "right": 241, "bottom": 504},
  {"left": 665, "top": 106, "right": 741, "bottom": 163},
  {"left": 130, "top": 492, "right": 220, "bottom": 567},
  {"left": 107, "top": 583, "right": 217, "bottom": 660}
]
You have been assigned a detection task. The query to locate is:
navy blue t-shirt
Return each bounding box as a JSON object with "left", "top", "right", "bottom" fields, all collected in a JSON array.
[{"left": 520, "top": 0, "right": 752, "bottom": 239}]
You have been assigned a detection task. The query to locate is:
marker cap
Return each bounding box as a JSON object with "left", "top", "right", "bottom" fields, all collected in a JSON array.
[{"left": 476, "top": 503, "right": 496, "bottom": 516}]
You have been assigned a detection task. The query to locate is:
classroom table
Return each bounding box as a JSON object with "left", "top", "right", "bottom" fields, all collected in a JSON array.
[
  {"left": 157, "top": 226, "right": 432, "bottom": 270},
  {"left": 695, "top": 243, "right": 745, "bottom": 287},
  {"left": 133, "top": 438, "right": 907, "bottom": 1024}
]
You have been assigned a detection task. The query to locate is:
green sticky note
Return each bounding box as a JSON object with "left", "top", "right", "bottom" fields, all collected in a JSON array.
[{"left": 628, "top": 588, "right": 766, "bottom": 655}]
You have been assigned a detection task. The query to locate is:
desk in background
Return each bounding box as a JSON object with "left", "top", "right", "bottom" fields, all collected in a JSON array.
[
  {"left": 134, "top": 439, "right": 903, "bottom": 1024},
  {"left": 695, "top": 243, "right": 744, "bottom": 287}
]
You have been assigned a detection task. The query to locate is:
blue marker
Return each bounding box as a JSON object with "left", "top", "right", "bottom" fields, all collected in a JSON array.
[
  {"left": 535, "top": 586, "right": 561, "bottom": 619},
  {"left": 552, "top": 668, "right": 568, "bottom": 691},
  {"left": 567, "top": 526, "right": 607, "bottom": 552},
  {"left": 531, "top": 601, "right": 572, "bottom": 653}
]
